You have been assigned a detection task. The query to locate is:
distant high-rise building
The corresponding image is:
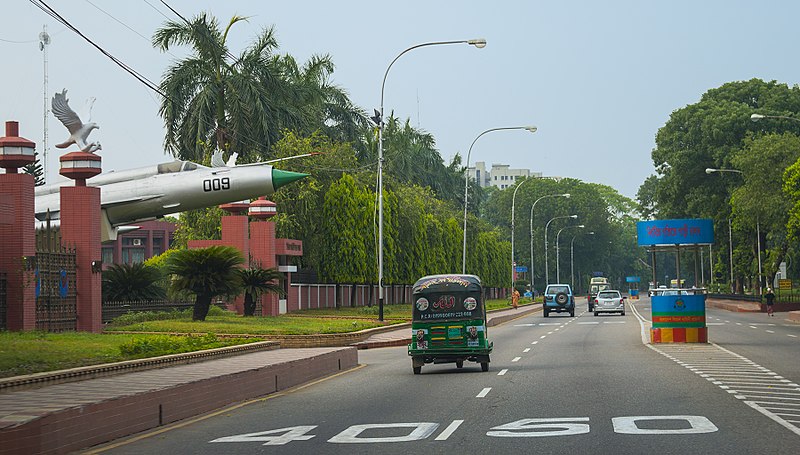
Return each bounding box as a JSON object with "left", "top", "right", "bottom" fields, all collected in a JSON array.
[{"left": 467, "top": 162, "right": 543, "bottom": 189}]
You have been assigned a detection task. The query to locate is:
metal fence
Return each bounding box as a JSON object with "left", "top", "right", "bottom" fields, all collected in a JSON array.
[{"left": 34, "top": 224, "right": 78, "bottom": 332}]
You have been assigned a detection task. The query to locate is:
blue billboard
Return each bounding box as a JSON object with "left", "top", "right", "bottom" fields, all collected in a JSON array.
[{"left": 637, "top": 219, "right": 714, "bottom": 246}]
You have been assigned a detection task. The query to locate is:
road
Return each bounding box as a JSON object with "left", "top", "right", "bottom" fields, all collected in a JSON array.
[{"left": 94, "top": 296, "right": 800, "bottom": 454}]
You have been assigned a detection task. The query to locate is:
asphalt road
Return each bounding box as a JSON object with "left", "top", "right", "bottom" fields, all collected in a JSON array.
[{"left": 93, "top": 297, "right": 800, "bottom": 454}]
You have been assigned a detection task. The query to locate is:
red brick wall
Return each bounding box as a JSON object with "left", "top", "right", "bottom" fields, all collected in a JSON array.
[
  {"left": 0, "top": 173, "right": 36, "bottom": 330},
  {"left": 60, "top": 186, "right": 102, "bottom": 332}
]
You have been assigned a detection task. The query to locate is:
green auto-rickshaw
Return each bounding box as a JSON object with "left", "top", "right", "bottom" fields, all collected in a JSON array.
[{"left": 408, "top": 274, "right": 493, "bottom": 374}]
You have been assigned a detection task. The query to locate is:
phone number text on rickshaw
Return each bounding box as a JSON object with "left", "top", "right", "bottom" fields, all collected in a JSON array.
[{"left": 418, "top": 311, "right": 476, "bottom": 320}]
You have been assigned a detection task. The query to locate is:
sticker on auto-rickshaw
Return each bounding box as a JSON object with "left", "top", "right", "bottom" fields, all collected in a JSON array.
[
  {"left": 416, "top": 275, "right": 473, "bottom": 291},
  {"left": 466, "top": 325, "right": 485, "bottom": 346},
  {"left": 412, "top": 328, "right": 428, "bottom": 349}
]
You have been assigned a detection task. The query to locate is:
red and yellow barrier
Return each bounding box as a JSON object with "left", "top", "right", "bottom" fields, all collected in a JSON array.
[{"left": 650, "top": 327, "right": 708, "bottom": 343}]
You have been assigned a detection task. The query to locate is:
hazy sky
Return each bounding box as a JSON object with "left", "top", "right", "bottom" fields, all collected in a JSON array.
[{"left": 3, "top": 0, "right": 800, "bottom": 199}]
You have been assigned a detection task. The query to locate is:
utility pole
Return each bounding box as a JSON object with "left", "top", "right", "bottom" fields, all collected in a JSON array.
[{"left": 39, "top": 25, "right": 51, "bottom": 183}]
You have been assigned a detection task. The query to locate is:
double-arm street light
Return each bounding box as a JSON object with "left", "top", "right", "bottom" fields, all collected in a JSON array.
[
  {"left": 556, "top": 225, "right": 584, "bottom": 283},
  {"left": 529, "top": 193, "right": 570, "bottom": 292},
  {"left": 571, "top": 231, "right": 595, "bottom": 291},
  {"left": 705, "top": 167, "right": 762, "bottom": 294},
  {"left": 462, "top": 125, "right": 538, "bottom": 273},
  {"left": 751, "top": 113, "right": 800, "bottom": 123},
  {"left": 544, "top": 214, "right": 578, "bottom": 284},
  {"left": 376, "top": 38, "right": 486, "bottom": 321}
]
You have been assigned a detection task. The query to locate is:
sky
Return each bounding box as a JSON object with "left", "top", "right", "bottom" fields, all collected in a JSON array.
[{"left": 3, "top": 0, "right": 800, "bottom": 199}]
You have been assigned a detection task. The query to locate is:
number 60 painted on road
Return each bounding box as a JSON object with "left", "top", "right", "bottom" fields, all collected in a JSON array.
[{"left": 210, "top": 416, "right": 718, "bottom": 446}]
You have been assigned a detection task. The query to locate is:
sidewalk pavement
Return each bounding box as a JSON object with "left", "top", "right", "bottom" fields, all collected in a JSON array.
[
  {"left": 705, "top": 298, "right": 800, "bottom": 322},
  {"left": 0, "top": 303, "right": 541, "bottom": 455}
]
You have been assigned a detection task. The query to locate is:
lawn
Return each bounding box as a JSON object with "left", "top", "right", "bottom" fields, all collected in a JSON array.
[
  {"left": 1, "top": 298, "right": 534, "bottom": 378},
  {"left": 0, "top": 331, "right": 256, "bottom": 379}
]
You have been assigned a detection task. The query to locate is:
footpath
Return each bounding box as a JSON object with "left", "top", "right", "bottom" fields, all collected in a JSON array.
[
  {"left": 0, "top": 304, "right": 540, "bottom": 455},
  {"left": 705, "top": 297, "right": 800, "bottom": 323}
]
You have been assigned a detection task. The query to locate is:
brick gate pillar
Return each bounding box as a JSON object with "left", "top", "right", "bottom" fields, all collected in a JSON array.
[
  {"left": 59, "top": 152, "right": 102, "bottom": 332},
  {"left": 0, "top": 121, "right": 36, "bottom": 330}
]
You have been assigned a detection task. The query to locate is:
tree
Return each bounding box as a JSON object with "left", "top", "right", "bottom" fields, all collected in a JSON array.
[
  {"left": 153, "top": 13, "right": 365, "bottom": 164},
  {"left": 102, "top": 263, "right": 166, "bottom": 301},
  {"left": 164, "top": 245, "right": 244, "bottom": 320},
  {"left": 237, "top": 266, "right": 285, "bottom": 316},
  {"left": 22, "top": 151, "right": 45, "bottom": 186}
]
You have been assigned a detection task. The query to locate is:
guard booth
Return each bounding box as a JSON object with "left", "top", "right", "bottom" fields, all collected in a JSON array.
[
  {"left": 626, "top": 276, "right": 640, "bottom": 299},
  {"left": 637, "top": 219, "right": 714, "bottom": 343}
]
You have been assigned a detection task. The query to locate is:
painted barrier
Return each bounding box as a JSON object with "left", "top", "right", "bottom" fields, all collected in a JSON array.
[{"left": 650, "top": 292, "right": 708, "bottom": 343}]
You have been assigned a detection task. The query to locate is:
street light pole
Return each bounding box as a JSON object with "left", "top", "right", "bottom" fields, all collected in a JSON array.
[
  {"left": 377, "top": 38, "right": 486, "bottom": 321},
  {"left": 545, "top": 214, "right": 577, "bottom": 284},
  {"left": 529, "top": 193, "right": 570, "bottom": 294},
  {"left": 511, "top": 178, "right": 534, "bottom": 292},
  {"left": 706, "top": 168, "right": 748, "bottom": 295},
  {"left": 571, "top": 231, "right": 594, "bottom": 291},
  {"left": 556, "top": 225, "right": 584, "bottom": 283},
  {"left": 462, "top": 125, "right": 537, "bottom": 273}
]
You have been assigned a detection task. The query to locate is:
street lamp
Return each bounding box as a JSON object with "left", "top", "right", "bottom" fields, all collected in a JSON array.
[
  {"left": 705, "top": 167, "right": 762, "bottom": 294},
  {"left": 751, "top": 113, "right": 800, "bottom": 123},
  {"left": 529, "top": 193, "right": 570, "bottom": 293},
  {"left": 556, "top": 225, "right": 584, "bottom": 283},
  {"left": 376, "top": 38, "right": 486, "bottom": 321},
  {"left": 511, "top": 178, "right": 534, "bottom": 292},
  {"left": 571, "top": 231, "right": 595, "bottom": 290},
  {"left": 544, "top": 214, "right": 578, "bottom": 284},
  {"left": 462, "top": 125, "right": 537, "bottom": 273}
]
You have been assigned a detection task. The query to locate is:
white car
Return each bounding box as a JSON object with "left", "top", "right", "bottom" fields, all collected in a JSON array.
[{"left": 593, "top": 290, "right": 626, "bottom": 316}]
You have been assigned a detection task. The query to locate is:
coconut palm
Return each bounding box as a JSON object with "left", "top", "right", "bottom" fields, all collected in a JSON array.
[
  {"left": 102, "top": 263, "right": 166, "bottom": 302},
  {"left": 164, "top": 245, "right": 244, "bottom": 321},
  {"left": 237, "top": 266, "right": 286, "bottom": 316},
  {"left": 153, "top": 13, "right": 366, "bottom": 164}
]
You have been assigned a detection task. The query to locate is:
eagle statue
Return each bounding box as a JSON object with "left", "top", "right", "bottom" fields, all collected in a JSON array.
[{"left": 52, "top": 89, "right": 101, "bottom": 153}]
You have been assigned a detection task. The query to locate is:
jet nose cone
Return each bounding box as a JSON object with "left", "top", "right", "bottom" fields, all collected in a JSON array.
[{"left": 271, "top": 169, "right": 309, "bottom": 190}]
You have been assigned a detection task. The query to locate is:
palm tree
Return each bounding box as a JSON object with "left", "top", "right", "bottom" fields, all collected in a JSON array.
[
  {"left": 102, "top": 263, "right": 166, "bottom": 302},
  {"left": 153, "top": 13, "right": 366, "bottom": 165},
  {"left": 164, "top": 245, "right": 244, "bottom": 321},
  {"left": 237, "top": 266, "right": 286, "bottom": 316}
]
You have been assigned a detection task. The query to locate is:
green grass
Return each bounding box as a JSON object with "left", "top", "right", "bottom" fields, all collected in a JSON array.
[{"left": 0, "top": 331, "right": 256, "bottom": 379}]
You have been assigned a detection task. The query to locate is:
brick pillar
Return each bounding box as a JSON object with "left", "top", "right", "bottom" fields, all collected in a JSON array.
[
  {"left": 0, "top": 173, "right": 36, "bottom": 330},
  {"left": 0, "top": 121, "right": 37, "bottom": 331},
  {"left": 60, "top": 186, "right": 102, "bottom": 332},
  {"left": 221, "top": 215, "right": 249, "bottom": 314},
  {"left": 249, "top": 221, "right": 277, "bottom": 315}
]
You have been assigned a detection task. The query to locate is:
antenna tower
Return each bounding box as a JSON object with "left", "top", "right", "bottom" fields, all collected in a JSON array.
[{"left": 39, "top": 25, "right": 51, "bottom": 183}]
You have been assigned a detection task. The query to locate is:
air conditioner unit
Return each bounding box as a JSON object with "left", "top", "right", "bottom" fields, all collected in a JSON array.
[{"left": 132, "top": 238, "right": 142, "bottom": 246}]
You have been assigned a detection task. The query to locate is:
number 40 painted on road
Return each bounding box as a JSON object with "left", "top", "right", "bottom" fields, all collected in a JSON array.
[{"left": 211, "top": 416, "right": 718, "bottom": 446}]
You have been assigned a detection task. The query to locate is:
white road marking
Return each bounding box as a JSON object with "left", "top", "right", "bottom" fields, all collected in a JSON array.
[
  {"left": 577, "top": 321, "right": 600, "bottom": 325},
  {"left": 539, "top": 323, "right": 561, "bottom": 326},
  {"left": 706, "top": 323, "right": 726, "bottom": 325},
  {"left": 603, "top": 321, "right": 627, "bottom": 324},
  {"left": 476, "top": 388, "right": 491, "bottom": 398},
  {"left": 789, "top": 335, "right": 798, "bottom": 338},
  {"left": 514, "top": 324, "right": 536, "bottom": 327},
  {"left": 766, "top": 330, "right": 775, "bottom": 333},
  {"left": 434, "top": 420, "right": 464, "bottom": 441},
  {"left": 531, "top": 341, "right": 539, "bottom": 345},
  {"left": 498, "top": 369, "right": 508, "bottom": 376},
  {"left": 547, "top": 331, "right": 554, "bottom": 335},
  {"left": 540, "top": 335, "right": 547, "bottom": 339},
  {"left": 523, "top": 348, "right": 531, "bottom": 353},
  {"left": 512, "top": 357, "right": 522, "bottom": 362}
]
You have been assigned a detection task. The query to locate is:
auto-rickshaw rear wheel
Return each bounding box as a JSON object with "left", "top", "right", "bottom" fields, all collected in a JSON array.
[
  {"left": 456, "top": 359, "right": 464, "bottom": 369},
  {"left": 481, "top": 362, "right": 489, "bottom": 372},
  {"left": 413, "top": 366, "right": 421, "bottom": 374}
]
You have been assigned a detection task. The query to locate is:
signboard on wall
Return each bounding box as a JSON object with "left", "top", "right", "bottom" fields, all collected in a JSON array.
[
  {"left": 779, "top": 279, "right": 792, "bottom": 291},
  {"left": 636, "top": 219, "right": 714, "bottom": 246}
]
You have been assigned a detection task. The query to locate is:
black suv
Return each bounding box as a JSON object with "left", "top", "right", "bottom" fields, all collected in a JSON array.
[{"left": 543, "top": 284, "right": 575, "bottom": 317}]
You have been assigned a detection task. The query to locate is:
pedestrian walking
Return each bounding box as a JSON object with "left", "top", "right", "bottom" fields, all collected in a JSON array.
[
  {"left": 765, "top": 287, "right": 776, "bottom": 317},
  {"left": 512, "top": 288, "right": 520, "bottom": 309}
]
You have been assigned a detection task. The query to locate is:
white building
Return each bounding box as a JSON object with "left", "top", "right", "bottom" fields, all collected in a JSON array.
[{"left": 467, "top": 162, "right": 543, "bottom": 190}]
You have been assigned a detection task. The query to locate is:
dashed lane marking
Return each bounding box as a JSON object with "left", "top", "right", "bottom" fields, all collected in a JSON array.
[
  {"left": 476, "top": 388, "right": 491, "bottom": 398},
  {"left": 523, "top": 348, "right": 531, "bottom": 353},
  {"left": 497, "top": 369, "right": 508, "bottom": 376},
  {"left": 512, "top": 357, "right": 521, "bottom": 362}
]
